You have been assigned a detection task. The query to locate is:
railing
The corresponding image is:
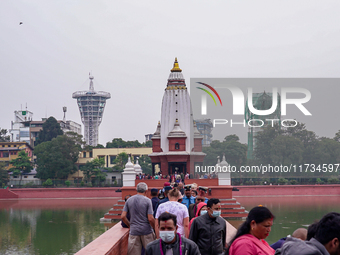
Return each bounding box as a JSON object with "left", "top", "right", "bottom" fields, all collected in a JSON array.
[
  {"left": 7, "top": 179, "right": 123, "bottom": 188},
  {"left": 72, "top": 91, "right": 111, "bottom": 98},
  {"left": 75, "top": 219, "right": 237, "bottom": 255},
  {"left": 75, "top": 223, "right": 129, "bottom": 255}
]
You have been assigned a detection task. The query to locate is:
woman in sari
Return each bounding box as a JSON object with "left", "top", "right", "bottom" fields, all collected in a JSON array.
[{"left": 227, "top": 206, "right": 275, "bottom": 255}]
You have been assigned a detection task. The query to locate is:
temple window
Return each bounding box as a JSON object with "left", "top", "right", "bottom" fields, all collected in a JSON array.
[{"left": 175, "top": 143, "right": 180, "bottom": 150}]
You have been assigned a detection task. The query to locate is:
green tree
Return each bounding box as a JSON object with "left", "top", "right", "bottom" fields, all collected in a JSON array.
[
  {"left": 254, "top": 124, "right": 283, "bottom": 165},
  {"left": 144, "top": 140, "right": 153, "bottom": 147},
  {"left": 35, "top": 135, "right": 81, "bottom": 180},
  {"left": 334, "top": 130, "right": 340, "bottom": 143},
  {"left": 270, "top": 136, "right": 304, "bottom": 166},
  {"left": 112, "top": 152, "right": 129, "bottom": 171},
  {"left": 36, "top": 117, "right": 63, "bottom": 146},
  {"left": 64, "top": 131, "right": 85, "bottom": 150},
  {"left": 82, "top": 158, "right": 106, "bottom": 186},
  {"left": 202, "top": 135, "right": 247, "bottom": 168},
  {"left": 106, "top": 138, "right": 151, "bottom": 148},
  {"left": 0, "top": 162, "right": 9, "bottom": 187},
  {"left": 0, "top": 128, "right": 10, "bottom": 142},
  {"left": 84, "top": 144, "right": 104, "bottom": 151},
  {"left": 9, "top": 151, "right": 33, "bottom": 185},
  {"left": 314, "top": 138, "right": 340, "bottom": 165},
  {"left": 139, "top": 155, "right": 152, "bottom": 175}
]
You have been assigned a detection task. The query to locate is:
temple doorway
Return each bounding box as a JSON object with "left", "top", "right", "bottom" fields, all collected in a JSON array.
[{"left": 168, "top": 162, "right": 187, "bottom": 175}]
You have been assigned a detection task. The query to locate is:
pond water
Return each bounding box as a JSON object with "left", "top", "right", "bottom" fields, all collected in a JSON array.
[
  {"left": 1, "top": 196, "right": 340, "bottom": 254},
  {"left": 0, "top": 199, "right": 119, "bottom": 255},
  {"left": 229, "top": 196, "right": 340, "bottom": 245}
]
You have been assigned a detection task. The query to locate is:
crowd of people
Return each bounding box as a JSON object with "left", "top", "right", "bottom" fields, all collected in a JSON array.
[
  {"left": 122, "top": 182, "right": 225, "bottom": 255},
  {"left": 135, "top": 171, "right": 218, "bottom": 181},
  {"left": 121, "top": 182, "right": 340, "bottom": 255},
  {"left": 227, "top": 206, "right": 340, "bottom": 255}
]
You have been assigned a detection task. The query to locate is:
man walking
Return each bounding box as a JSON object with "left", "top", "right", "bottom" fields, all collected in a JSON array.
[
  {"left": 121, "top": 182, "right": 155, "bottom": 255},
  {"left": 182, "top": 185, "right": 195, "bottom": 209},
  {"left": 189, "top": 198, "right": 226, "bottom": 255},
  {"left": 146, "top": 212, "right": 201, "bottom": 255}
]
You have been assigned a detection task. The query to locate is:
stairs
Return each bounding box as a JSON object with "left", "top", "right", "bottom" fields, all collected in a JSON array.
[
  {"left": 101, "top": 198, "right": 248, "bottom": 222},
  {"left": 101, "top": 200, "right": 125, "bottom": 222},
  {"left": 219, "top": 198, "right": 248, "bottom": 219}
]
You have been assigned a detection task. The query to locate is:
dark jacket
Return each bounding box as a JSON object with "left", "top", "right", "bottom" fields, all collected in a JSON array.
[
  {"left": 275, "top": 237, "right": 330, "bottom": 255},
  {"left": 146, "top": 233, "right": 201, "bottom": 255},
  {"left": 153, "top": 197, "right": 169, "bottom": 217},
  {"left": 151, "top": 196, "right": 159, "bottom": 212},
  {"left": 189, "top": 203, "right": 197, "bottom": 220},
  {"left": 189, "top": 212, "right": 226, "bottom": 255},
  {"left": 271, "top": 237, "right": 287, "bottom": 250}
]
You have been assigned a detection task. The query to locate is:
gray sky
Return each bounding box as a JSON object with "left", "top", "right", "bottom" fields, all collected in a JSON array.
[{"left": 1, "top": 0, "right": 340, "bottom": 145}]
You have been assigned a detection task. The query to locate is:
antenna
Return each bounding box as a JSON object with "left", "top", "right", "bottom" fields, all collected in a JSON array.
[
  {"left": 89, "top": 72, "right": 94, "bottom": 91},
  {"left": 63, "top": 106, "right": 67, "bottom": 122}
]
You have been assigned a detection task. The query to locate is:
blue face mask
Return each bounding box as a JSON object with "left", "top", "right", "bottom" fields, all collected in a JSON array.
[
  {"left": 200, "top": 210, "right": 208, "bottom": 216},
  {"left": 212, "top": 210, "right": 221, "bottom": 217},
  {"left": 159, "top": 231, "right": 175, "bottom": 243}
]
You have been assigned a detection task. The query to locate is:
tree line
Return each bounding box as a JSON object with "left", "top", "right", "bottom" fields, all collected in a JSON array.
[
  {"left": 203, "top": 122, "right": 340, "bottom": 183},
  {"left": 2, "top": 116, "right": 339, "bottom": 186},
  {"left": 1, "top": 117, "right": 153, "bottom": 186}
]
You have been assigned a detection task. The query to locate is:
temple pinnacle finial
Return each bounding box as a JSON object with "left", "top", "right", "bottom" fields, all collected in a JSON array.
[{"left": 171, "top": 57, "right": 182, "bottom": 72}]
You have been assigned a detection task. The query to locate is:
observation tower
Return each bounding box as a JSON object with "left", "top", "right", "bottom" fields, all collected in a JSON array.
[
  {"left": 245, "top": 91, "right": 281, "bottom": 159},
  {"left": 72, "top": 75, "right": 111, "bottom": 146}
]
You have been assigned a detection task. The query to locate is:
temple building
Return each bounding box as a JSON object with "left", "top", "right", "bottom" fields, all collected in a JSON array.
[{"left": 149, "top": 58, "right": 205, "bottom": 176}]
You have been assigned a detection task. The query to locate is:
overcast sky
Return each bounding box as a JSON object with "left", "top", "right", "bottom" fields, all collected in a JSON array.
[{"left": 1, "top": 0, "right": 340, "bottom": 145}]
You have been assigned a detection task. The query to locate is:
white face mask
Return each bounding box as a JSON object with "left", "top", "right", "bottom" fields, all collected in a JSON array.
[
  {"left": 200, "top": 210, "right": 208, "bottom": 216},
  {"left": 159, "top": 230, "right": 175, "bottom": 243}
]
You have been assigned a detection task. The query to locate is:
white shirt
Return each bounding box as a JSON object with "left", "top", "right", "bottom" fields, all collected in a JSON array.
[{"left": 155, "top": 201, "right": 189, "bottom": 236}]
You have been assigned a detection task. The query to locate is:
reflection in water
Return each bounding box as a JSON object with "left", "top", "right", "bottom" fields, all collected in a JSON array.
[{"left": 0, "top": 199, "right": 118, "bottom": 255}]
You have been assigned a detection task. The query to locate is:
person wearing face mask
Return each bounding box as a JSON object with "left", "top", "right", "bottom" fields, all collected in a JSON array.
[
  {"left": 189, "top": 202, "right": 207, "bottom": 230},
  {"left": 146, "top": 212, "right": 201, "bottom": 255},
  {"left": 189, "top": 188, "right": 209, "bottom": 220},
  {"left": 189, "top": 198, "right": 226, "bottom": 255},
  {"left": 155, "top": 188, "right": 189, "bottom": 238}
]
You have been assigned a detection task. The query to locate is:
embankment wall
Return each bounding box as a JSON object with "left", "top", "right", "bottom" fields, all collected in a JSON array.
[
  {"left": 233, "top": 184, "right": 340, "bottom": 197},
  {"left": 75, "top": 222, "right": 129, "bottom": 255},
  {"left": 2, "top": 187, "right": 121, "bottom": 199},
  {"left": 1, "top": 184, "right": 339, "bottom": 199}
]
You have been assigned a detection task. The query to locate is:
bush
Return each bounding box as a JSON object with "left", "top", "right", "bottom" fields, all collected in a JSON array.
[
  {"left": 316, "top": 178, "right": 324, "bottom": 184},
  {"left": 87, "top": 182, "right": 92, "bottom": 187},
  {"left": 43, "top": 179, "right": 53, "bottom": 187},
  {"left": 24, "top": 182, "right": 35, "bottom": 187},
  {"left": 80, "top": 181, "right": 84, "bottom": 187},
  {"left": 65, "top": 180, "right": 71, "bottom": 187},
  {"left": 278, "top": 178, "right": 288, "bottom": 185},
  {"left": 327, "top": 177, "right": 339, "bottom": 184},
  {"left": 290, "top": 179, "right": 298, "bottom": 185}
]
